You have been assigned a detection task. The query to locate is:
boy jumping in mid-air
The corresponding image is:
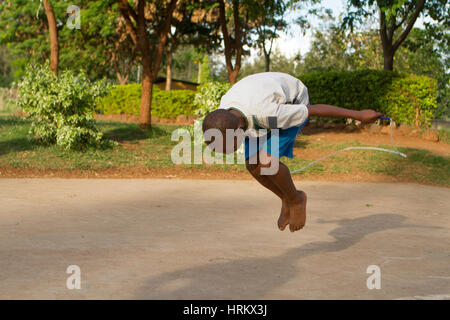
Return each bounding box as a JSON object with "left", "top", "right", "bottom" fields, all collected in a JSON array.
[{"left": 202, "top": 72, "right": 382, "bottom": 233}]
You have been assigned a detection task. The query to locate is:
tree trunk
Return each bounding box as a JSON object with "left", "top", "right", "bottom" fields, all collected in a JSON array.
[
  {"left": 218, "top": 0, "right": 242, "bottom": 84},
  {"left": 43, "top": 0, "right": 59, "bottom": 75},
  {"left": 382, "top": 44, "right": 394, "bottom": 71},
  {"left": 118, "top": 0, "right": 177, "bottom": 128},
  {"left": 116, "top": 72, "right": 129, "bottom": 85},
  {"left": 139, "top": 54, "right": 152, "bottom": 128},
  {"left": 378, "top": 0, "right": 425, "bottom": 71},
  {"left": 187, "top": 60, "right": 191, "bottom": 81},
  {"left": 137, "top": 65, "right": 141, "bottom": 83},
  {"left": 228, "top": 69, "right": 239, "bottom": 85},
  {"left": 264, "top": 50, "right": 270, "bottom": 72},
  {"left": 165, "top": 52, "right": 173, "bottom": 91},
  {"left": 197, "top": 61, "right": 201, "bottom": 84},
  {"left": 383, "top": 52, "right": 394, "bottom": 71}
]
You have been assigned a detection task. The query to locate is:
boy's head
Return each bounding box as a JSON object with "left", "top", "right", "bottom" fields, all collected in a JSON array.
[{"left": 202, "top": 109, "right": 244, "bottom": 154}]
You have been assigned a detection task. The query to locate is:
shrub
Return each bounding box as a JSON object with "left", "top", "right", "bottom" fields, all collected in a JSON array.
[
  {"left": 16, "top": 62, "right": 110, "bottom": 149},
  {"left": 299, "top": 70, "right": 437, "bottom": 126},
  {"left": 96, "top": 81, "right": 232, "bottom": 120},
  {"left": 153, "top": 87, "right": 197, "bottom": 118},
  {"left": 0, "top": 87, "right": 18, "bottom": 113},
  {"left": 194, "top": 81, "right": 231, "bottom": 117},
  {"left": 96, "top": 84, "right": 197, "bottom": 119},
  {"left": 96, "top": 83, "right": 141, "bottom": 116}
]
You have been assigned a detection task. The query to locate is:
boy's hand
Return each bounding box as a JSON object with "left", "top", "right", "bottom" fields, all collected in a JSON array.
[
  {"left": 358, "top": 109, "right": 384, "bottom": 122},
  {"left": 307, "top": 104, "right": 384, "bottom": 122}
]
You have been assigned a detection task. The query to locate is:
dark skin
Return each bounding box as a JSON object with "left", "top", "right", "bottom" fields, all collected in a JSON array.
[{"left": 212, "top": 105, "right": 383, "bottom": 232}]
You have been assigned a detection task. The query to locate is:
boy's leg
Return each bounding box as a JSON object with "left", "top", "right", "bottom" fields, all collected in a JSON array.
[
  {"left": 246, "top": 158, "right": 290, "bottom": 230},
  {"left": 246, "top": 150, "right": 307, "bottom": 232}
]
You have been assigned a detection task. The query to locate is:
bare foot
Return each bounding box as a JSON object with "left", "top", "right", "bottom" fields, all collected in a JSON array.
[
  {"left": 277, "top": 199, "right": 290, "bottom": 231},
  {"left": 288, "top": 190, "right": 307, "bottom": 232}
]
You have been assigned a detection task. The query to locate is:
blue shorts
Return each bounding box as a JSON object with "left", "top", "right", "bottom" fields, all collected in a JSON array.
[{"left": 244, "top": 118, "right": 309, "bottom": 160}]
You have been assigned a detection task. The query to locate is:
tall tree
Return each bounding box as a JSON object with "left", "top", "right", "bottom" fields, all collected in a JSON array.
[
  {"left": 0, "top": 0, "right": 61, "bottom": 76},
  {"left": 397, "top": 27, "right": 449, "bottom": 117},
  {"left": 343, "top": 0, "right": 448, "bottom": 70},
  {"left": 67, "top": 1, "right": 139, "bottom": 84},
  {"left": 0, "top": 0, "right": 137, "bottom": 82},
  {"left": 218, "top": 0, "right": 254, "bottom": 84},
  {"left": 250, "top": 0, "right": 288, "bottom": 72},
  {"left": 302, "top": 20, "right": 384, "bottom": 72},
  {"left": 42, "top": 0, "right": 59, "bottom": 74},
  {"left": 200, "top": 54, "right": 212, "bottom": 83},
  {"left": 0, "top": 46, "right": 13, "bottom": 86},
  {"left": 239, "top": 48, "right": 300, "bottom": 78},
  {"left": 163, "top": 0, "right": 220, "bottom": 90},
  {"left": 118, "top": 0, "right": 178, "bottom": 128}
]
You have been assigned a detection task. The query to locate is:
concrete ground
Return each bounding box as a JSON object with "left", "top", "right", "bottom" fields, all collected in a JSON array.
[{"left": 0, "top": 179, "right": 449, "bottom": 300}]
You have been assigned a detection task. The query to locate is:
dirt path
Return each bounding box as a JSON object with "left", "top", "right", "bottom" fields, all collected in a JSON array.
[
  {"left": 0, "top": 165, "right": 445, "bottom": 186},
  {"left": 0, "top": 179, "right": 449, "bottom": 299},
  {"left": 301, "top": 129, "right": 450, "bottom": 156}
]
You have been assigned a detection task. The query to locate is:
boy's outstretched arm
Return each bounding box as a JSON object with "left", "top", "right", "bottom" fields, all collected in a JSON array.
[{"left": 307, "top": 104, "right": 383, "bottom": 122}]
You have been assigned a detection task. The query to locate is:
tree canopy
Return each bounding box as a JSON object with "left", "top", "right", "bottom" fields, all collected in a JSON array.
[
  {"left": 342, "top": 0, "right": 449, "bottom": 70},
  {"left": 0, "top": 0, "right": 447, "bottom": 119}
]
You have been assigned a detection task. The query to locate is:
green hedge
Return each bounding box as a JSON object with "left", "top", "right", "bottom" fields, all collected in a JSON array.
[
  {"left": 299, "top": 70, "right": 437, "bottom": 126},
  {"left": 97, "top": 71, "right": 437, "bottom": 126},
  {"left": 96, "top": 84, "right": 197, "bottom": 119}
]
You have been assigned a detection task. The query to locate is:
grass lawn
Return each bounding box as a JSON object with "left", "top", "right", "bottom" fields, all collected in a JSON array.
[
  {"left": 0, "top": 115, "right": 449, "bottom": 186},
  {"left": 0, "top": 115, "right": 178, "bottom": 170}
]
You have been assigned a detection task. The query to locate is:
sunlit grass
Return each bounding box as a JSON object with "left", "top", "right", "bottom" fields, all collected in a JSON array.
[{"left": 0, "top": 115, "right": 449, "bottom": 186}]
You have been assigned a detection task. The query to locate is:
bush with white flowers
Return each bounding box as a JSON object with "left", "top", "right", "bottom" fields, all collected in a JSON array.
[{"left": 16, "top": 62, "right": 110, "bottom": 149}]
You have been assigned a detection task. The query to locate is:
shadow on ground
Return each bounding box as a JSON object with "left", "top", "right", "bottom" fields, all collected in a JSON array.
[
  {"left": 102, "top": 124, "right": 169, "bottom": 142},
  {"left": 136, "top": 213, "right": 432, "bottom": 299},
  {"left": 0, "top": 137, "right": 36, "bottom": 156},
  {"left": 293, "top": 139, "right": 309, "bottom": 149}
]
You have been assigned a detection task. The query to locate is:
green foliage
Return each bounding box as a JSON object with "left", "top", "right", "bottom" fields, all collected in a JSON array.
[
  {"left": 153, "top": 87, "right": 197, "bottom": 119},
  {"left": 299, "top": 70, "right": 437, "bottom": 126},
  {"left": 97, "top": 72, "right": 438, "bottom": 127},
  {"left": 0, "top": 46, "right": 14, "bottom": 87},
  {"left": 97, "top": 83, "right": 141, "bottom": 115},
  {"left": 193, "top": 81, "right": 231, "bottom": 117},
  {"left": 342, "top": 0, "right": 448, "bottom": 73},
  {"left": 200, "top": 55, "right": 212, "bottom": 84},
  {"left": 398, "top": 27, "right": 449, "bottom": 119},
  {"left": 239, "top": 48, "right": 300, "bottom": 80},
  {"left": 97, "top": 84, "right": 198, "bottom": 119},
  {"left": 16, "top": 62, "right": 110, "bottom": 149},
  {"left": 301, "top": 24, "right": 383, "bottom": 73},
  {"left": 0, "top": 0, "right": 133, "bottom": 83},
  {"left": 2, "top": 114, "right": 449, "bottom": 185},
  {"left": 0, "top": 88, "right": 18, "bottom": 113},
  {"left": 438, "top": 129, "right": 450, "bottom": 145},
  {"left": 250, "top": 0, "right": 289, "bottom": 67},
  {"left": 298, "top": 20, "right": 448, "bottom": 119}
]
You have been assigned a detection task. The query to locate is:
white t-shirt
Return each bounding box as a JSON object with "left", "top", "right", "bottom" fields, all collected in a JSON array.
[{"left": 219, "top": 72, "right": 310, "bottom": 137}]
